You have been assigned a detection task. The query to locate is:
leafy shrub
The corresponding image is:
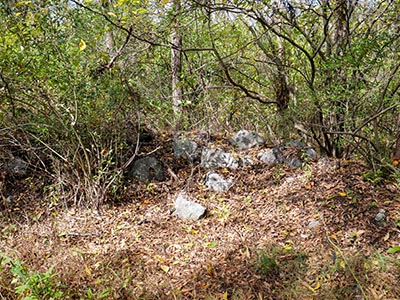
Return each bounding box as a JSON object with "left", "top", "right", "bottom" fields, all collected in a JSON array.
[{"left": 0, "top": 254, "right": 65, "bottom": 300}]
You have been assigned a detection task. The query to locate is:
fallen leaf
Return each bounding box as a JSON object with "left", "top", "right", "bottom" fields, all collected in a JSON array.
[
  {"left": 199, "top": 283, "right": 208, "bottom": 289},
  {"left": 383, "top": 232, "right": 390, "bottom": 241},
  {"left": 160, "top": 265, "right": 169, "bottom": 273},
  {"left": 206, "top": 262, "right": 216, "bottom": 277},
  {"left": 283, "top": 245, "right": 293, "bottom": 251},
  {"left": 85, "top": 265, "right": 92, "bottom": 276},
  {"left": 186, "top": 226, "right": 199, "bottom": 234},
  {"left": 304, "top": 281, "right": 321, "bottom": 293},
  {"left": 221, "top": 291, "right": 228, "bottom": 300},
  {"left": 155, "top": 255, "right": 167, "bottom": 263},
  {"left": 311, "top": 281, "right": 321, "bottom": 291},
  {"left": 185, "top": 242, "right": 194, "bottom": 249}
]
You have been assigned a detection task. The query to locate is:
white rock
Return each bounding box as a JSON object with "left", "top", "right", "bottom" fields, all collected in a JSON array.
[
  {"left": 174, "top": 192, "right": 206, "bottom": 220},
  {"left": 205, "top": 172, "right": 233, "bottom": 192},
  {"left": 375, "top": 209, "right": 386, "bottom": 222},
  {"left": 307, "top": 219, "right": 320, "bottom": 229},
  {"left": 231, "top": 130, "right": 265, "bottom": 150}
]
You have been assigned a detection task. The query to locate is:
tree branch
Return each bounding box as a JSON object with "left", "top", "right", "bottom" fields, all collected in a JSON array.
[
  {"left": 353, "top": 103, "right": 399, "bottom": 136},
  {"left": 70, "top": 0, "right": 168, "bottom": 47}
]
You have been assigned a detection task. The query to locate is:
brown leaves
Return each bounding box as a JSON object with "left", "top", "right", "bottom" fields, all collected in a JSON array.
[{"left": 1, "top": 138, "right": 400, "bottom": 300}]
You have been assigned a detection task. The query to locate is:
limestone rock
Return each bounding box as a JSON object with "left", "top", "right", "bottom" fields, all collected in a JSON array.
[
  {"left": 7, "top": 157, "right": 29, "bottom": 178},
  {"left": 258, "top": 148, "right": 281, "bottom": 165},
  {"left": 375, "top": 209, "right": 386, "bottom": 222},
  {"left": 231, "top": 130, "right": 265, "bottom": 150},
  {"left": 304, "top": 148, "right": 317, "bottom": 160},
  {"left": 173, "top": 136, "right": 200, "bottom": 161},
  {"left": 258, "top": 142, "right": 318, "bottom": 168},
  {"left": 239, "top": 156, "right": 254, "bottom": 167},
  {"left": 205, "top": 172, "right": 233, "bottom": 192},
  {"left": 283, "top": 157, "right": 303, "bottom": 168},
  {"left": 128, "top": 157, "right": 166, "bottom": 181},
  {"left": 174, "top": 192, "right": 206, "bottom": 220},
  {"left": 201, "top": 148, "right": 239, "bottom": 169}
]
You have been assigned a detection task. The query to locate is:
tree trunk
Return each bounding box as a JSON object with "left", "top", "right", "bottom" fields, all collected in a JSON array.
[
  {"left": 247, "top": 23, "right": 290, "bottom": 112},
  {"left": 171, "top": 0, "right": 183, "bottom": 120},
  {"left": 275, "top": 36, "right": 290, "bottom": 112},
  {"left": 321, "top": 0, "right": 351, "bottom": 158}
]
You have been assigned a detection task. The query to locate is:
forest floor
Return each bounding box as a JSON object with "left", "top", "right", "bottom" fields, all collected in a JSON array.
[{"left": 1, "top": 135, "right": 400, "bottom": 300}]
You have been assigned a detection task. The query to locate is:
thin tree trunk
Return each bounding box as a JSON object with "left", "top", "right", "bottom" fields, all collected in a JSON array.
[
  {"left": 247, "top": 18, "right": 290, "bottom": 112},
  {"left": 330, "top": 0, "right": 350, "bottom": 157},
  {"left": 275, "top": 36, "right": 290, "bottom": 112},
  {"left": 171, "top": 0, "right": 183, "bottom": 120}
]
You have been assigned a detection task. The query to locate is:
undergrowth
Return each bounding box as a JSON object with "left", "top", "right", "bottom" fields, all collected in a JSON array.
[{"left": 0, "top": 254, "right": 65, "bottom": 300}]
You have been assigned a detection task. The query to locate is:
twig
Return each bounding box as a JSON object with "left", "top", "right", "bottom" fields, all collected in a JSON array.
[
  {"left": 138, "top": 146, "right": 161, "bottom": 157},
  {"left": 352, "top": 103, "right": 399, "bottom": 136},
  {"left": 58, "top": 231, "right": 99, "bottom": 237},
  {"left": 26, "top": 132, "right": 68, "bottom": 162},
  {"left": 101, "top": 109, "right": 142, "bottom": 198}
]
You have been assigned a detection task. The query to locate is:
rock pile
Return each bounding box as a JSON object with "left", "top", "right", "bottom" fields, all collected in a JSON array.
[{"left": 128, "top": 129, "right": 318, "bottom": 221}]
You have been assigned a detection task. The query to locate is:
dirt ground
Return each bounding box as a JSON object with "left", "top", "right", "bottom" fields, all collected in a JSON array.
[{"left": 1, "top": 137, "right": 399, "bottom": 300}]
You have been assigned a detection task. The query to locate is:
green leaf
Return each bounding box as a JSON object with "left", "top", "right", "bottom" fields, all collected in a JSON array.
[
  {"left": 14, "top": 284, "right": 28, "bottom": 294},
  {"left": 205, "top": 241, "right": 218, "bottom": 248},
  {"left": 99, "top": 289, "right": 111, "bottom": 299},
  {"left": 387, "top": 246, "right": 400, "bottom": 254}
]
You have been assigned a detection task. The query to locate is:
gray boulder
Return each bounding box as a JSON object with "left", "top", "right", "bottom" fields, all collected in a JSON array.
[
  {"left": 375, "top": 209, "right": 386, "bottom": 222},
  {"left": 231, "top": 130, "right": 265, "bottom": 150},
  {"left": 257, "top": 142, "right": 317, "bottom": 168},
  {"left": 307, "top": 219, "right": 320, "bottom": 229},
  {"left": 304, "top": 148, "right": 317, "bottom": 160},
  {"left": 258, "top": 148, "right": 281, "bottom": 165},
  {"left": 205, "top": 172, "right": 233, "bottom": 192},
  {"left": 201, "top": 148, "right": 239, "bottom": 169},
  {"left": 174, "top": 192, "right": 206, "bottom": 220},
  {"left": 173, "top": 136, "right": 200, "bottom": 161},
  {"left": 281, "top": 143, "right": 317, "bottom": 167},
  {"left": 128, "top": 157, "right": 166, "bottom": 181},
  {"left": 239, "top": 156, "right": 254, "bottom": 167},
  {"left": 7, "top": 157, "right": 29, "bottom": 177},
  {"left": 283, "top": 157, "right": 303, "bottom": 168}
]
